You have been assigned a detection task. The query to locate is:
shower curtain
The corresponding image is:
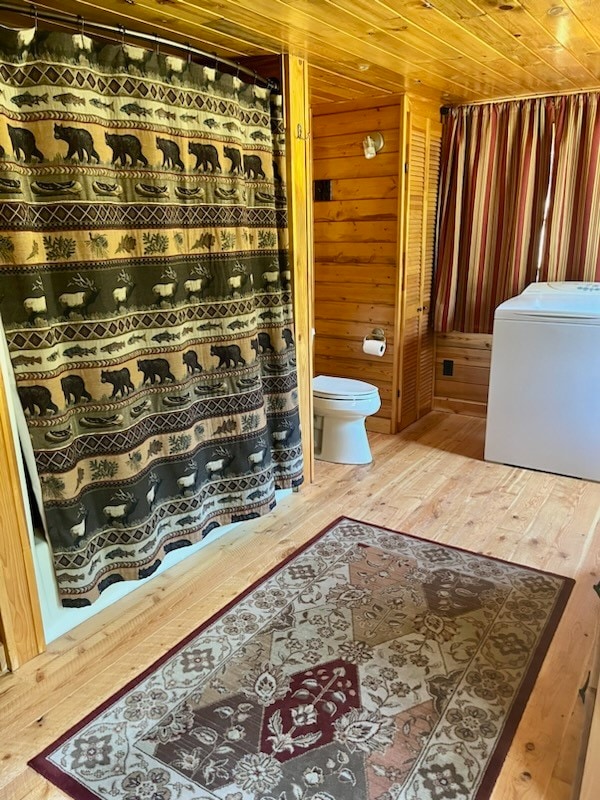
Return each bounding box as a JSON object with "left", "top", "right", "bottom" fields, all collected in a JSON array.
[{"left": 0, "top": 27, "right": 303, "bottom": 606}]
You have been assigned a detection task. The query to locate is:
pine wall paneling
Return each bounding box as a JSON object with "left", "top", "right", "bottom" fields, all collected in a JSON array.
[
  {"left": 433, "top": 332, "right": 492, "bottom": 416},
  {"left": 312, "top": 93, "right": 442, "bottom": 435},
  {"left": 312, "top": 96, "right": 402, "bottom": 433}
]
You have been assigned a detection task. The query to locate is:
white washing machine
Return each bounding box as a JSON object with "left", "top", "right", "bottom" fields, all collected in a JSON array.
[{"left": 484, "top": 281, "right": 600, "bottom": 481}]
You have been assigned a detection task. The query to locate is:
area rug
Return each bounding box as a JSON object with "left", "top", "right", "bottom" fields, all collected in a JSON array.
[{"left": 30, "top": 517, "right": 574, "bottom": 800}]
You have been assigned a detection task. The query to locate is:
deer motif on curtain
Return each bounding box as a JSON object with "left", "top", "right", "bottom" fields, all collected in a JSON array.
[{"left": 0, "top": 26, "right": 302, "bottom": 605}]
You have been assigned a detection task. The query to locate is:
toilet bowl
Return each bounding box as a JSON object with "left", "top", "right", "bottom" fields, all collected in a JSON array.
[{"left": 313, "top": 375, "right": 381, "bottom": 464}]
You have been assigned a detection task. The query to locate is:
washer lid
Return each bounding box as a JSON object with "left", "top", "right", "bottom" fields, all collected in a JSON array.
[
  {"left": 313, "top": 374, "right": 378, "bottom": 398},
  {"left": 495, "top": 281, "right": 600, "bottom": 322}
]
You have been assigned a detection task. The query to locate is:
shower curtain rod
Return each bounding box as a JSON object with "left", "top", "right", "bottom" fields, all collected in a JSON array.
[{"left": 0, "top": 1, "right": 277, "bottom": 89}]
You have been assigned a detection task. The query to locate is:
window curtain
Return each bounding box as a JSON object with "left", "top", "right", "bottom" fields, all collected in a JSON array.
[
  {"left": 540, "top": 93, "right": 600, "bottom": 281},
  {"left": 433, "top": 99, "right": 554, "bottom": 333},
  {"left": 0, "top": 27, "right": 303, "bottom": 606}
]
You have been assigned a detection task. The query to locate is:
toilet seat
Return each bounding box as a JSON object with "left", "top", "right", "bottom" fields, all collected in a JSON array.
[{"left": 313, "top": 375, "right": 378, "bottom": 401}]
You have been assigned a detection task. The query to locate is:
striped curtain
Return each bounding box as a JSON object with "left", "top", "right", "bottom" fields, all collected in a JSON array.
[
  {"left": 540, "top": 93, "right": 600, "bottom": 281},
  {"left": 434, "top": 99, "right": 554, "bottom": 333}
]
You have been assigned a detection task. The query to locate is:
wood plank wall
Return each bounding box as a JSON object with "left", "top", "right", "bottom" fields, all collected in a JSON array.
[
  {"left": 312, "top": 96, "right": 402, "bottom": 433},
  {"left": 434, "top": 332, "right": 492, "bottom": 417}
]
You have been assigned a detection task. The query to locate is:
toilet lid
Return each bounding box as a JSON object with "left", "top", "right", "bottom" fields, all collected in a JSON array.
[{"left": 313, "top": 374, "right": 379, "bottom": 399}]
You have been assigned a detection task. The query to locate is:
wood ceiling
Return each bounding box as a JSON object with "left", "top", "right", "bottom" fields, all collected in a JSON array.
[{"left": 3, "top": 0, "right": 600, "bottom": 106}]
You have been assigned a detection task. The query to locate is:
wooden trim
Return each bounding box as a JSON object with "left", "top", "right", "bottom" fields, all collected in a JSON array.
[
  {"left": 580, "top": 684, "right": 600, "bottom": 800},
  {"left": 433, "top": 397, "right": 488, "bottom": 418},
  {"left": 283, "top": 54, "right": 315, "bottom": 483},
  {"left": 366, "top": 416, "right": 392, "bottom": 434},
  {"left": 577, "top": 609, "right": 600, "bottom": 800},
  {"left": 407, "top": 93, "right": 443, "bottom": 123},
  {"left": 0, "top": 366, "right": 44, "bottom": 669}
]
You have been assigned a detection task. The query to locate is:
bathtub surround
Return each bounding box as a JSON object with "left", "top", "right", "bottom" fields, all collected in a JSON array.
[
  {"left": 0, "top": 26, "right": 302, "bottom": 606},
  {"left": 30, "top": 516, "right": 573, "bottom": 800}
]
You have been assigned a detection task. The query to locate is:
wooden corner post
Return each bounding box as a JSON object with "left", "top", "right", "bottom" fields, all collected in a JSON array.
[
  {"left": 0, "top": 364, "right": 45, "bottom": 669},
  {"left": 282, "top": 55, "right": 315, "bottom": 483}
]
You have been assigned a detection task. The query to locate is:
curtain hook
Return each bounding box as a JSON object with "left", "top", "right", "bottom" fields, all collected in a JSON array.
[
  {"left": 77, "top": 15, "right": 85, "bottom": 38},
  {"left": 155, "top": 33, "right": 160, "bottom": 56},
  {"left": 186, "top": 41, "right": 192, "bottom": 65},
  {"left": 120, "top": 24, "right": 125, "bottom": 47},
  {"left": 32, "top": 5, "right": 38, "bottom": 32},
  {"left": 253, "top": 70, "right": 258, "bottom": 86},
  {"left": 235, "top": 62, "right": 240, "bottom": 79},
  {"left": 213, "top": 52, "right": 219, "bottom": 72}
]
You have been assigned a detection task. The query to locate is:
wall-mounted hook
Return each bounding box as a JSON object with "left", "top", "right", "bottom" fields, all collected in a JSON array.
[{"left": 296, "top": 123, "right": 310, "bottom": 140}]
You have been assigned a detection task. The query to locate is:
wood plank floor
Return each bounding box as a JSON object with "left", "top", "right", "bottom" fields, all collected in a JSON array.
[{"left": 1, "top": 412, "right": 598, "bottom": 800}]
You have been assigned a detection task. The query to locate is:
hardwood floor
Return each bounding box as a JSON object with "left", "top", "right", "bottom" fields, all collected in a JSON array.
[{"left": 0, "top": 411, "right": 598, "bottom": 800}]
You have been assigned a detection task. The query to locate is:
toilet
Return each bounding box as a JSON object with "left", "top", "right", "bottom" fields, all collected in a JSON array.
[{"left": 313, "top": 375, "right": 381, "bottom": 464}]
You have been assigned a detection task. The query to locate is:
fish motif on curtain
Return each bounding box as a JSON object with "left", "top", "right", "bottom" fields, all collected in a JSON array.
[{"left": 0, "top": 27, "right": 303, "bottom": 606}]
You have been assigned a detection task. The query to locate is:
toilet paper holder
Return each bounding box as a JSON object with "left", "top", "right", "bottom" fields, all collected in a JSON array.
[
  {"left": 362, "top": 327, "right": 387, "bottom": 356},
  {"left": 366, "top": 327, "right": 386, "bottom": 342}
]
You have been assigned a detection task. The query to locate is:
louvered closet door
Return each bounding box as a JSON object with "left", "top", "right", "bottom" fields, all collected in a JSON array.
[
  {"left": 399, "top": 114, "right": 441, "bottom": 430},
  {"left": 420, "top": 130, "right": 441, "bottom": 417}
]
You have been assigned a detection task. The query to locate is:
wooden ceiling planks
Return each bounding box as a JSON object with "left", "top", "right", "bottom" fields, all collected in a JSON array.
[
  {"left": 462, "top": 0, "right": 597, "bottom": 85},
  {"left": 4, "top": 0, "right": 600, "bottom": 105}
]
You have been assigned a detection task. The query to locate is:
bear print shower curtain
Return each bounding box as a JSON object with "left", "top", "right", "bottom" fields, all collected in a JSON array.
[{"left": 0, "top": 26, "right": 302, "bottom": 605}]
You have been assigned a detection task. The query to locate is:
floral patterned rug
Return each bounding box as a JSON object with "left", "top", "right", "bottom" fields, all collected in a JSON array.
[{"left": 30, "top": 517, "right": 574, "bottom": 800}]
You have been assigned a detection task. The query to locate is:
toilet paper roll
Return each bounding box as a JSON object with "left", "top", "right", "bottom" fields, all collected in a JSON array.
[{"left": 363, "top": 337, "right": 386, "bottom": 357}]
